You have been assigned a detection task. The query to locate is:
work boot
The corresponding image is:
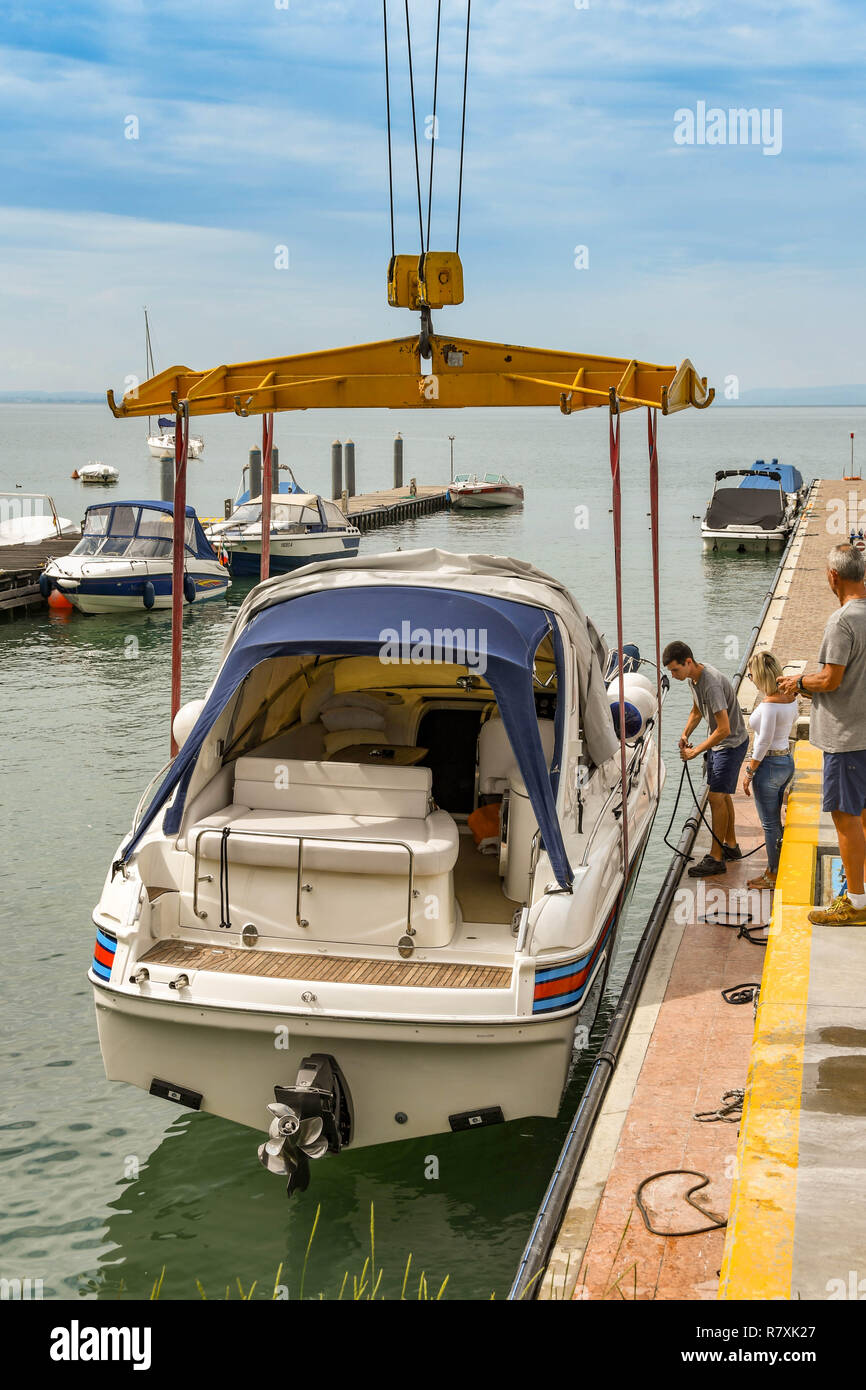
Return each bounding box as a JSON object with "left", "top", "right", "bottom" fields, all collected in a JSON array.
[
  {"left": 723, "top": 843, "right": 742, "bottom": 860},
  {"left": 808, "top": 894, "right": 866, "bottom": 926},
  {"left": 688, "top": 854, "right": 727, "bottom": 878}
]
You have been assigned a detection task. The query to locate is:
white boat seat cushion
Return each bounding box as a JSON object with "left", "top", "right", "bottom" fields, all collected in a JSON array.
[
  {"left": 478, "top": 717, "right": 556, "bottom": 796},
  {"left": 232, "top": 756, "right": 432, "bottom": 819},
  {"left": 188, "top": 807, "right": 458, "bottom": 876}
]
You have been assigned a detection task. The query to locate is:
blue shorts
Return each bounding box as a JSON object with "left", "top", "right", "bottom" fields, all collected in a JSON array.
[
  {"left": 705, "top": 739, "right": 749, "bottom": 795},
  {"left": 822, "top": 749, "right": 866, "bottom": 816}
]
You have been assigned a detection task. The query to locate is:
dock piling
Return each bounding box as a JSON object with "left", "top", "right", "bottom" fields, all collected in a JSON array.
[
  {"left": 393, "top": 432, "right": 403, "bottom": 489},
  {"left": 331, "top": 440, "right": 343, "bottom": 501},
  {"left": 345, "top": 439, "right": 356, "bottom": 497},
  {"left": 248, "top": 446, "right": 262, "bottom": 502}
]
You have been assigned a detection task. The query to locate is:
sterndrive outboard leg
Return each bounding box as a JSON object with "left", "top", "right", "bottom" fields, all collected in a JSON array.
[{"left": 258, "top": 1054, "right": 354, "bottom": 1197}]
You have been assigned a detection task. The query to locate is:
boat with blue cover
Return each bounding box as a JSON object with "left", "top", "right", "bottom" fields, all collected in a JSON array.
[
  {"left": 89, "top": 548, "right": 662, "bottom": 1189},
  {"left": 41, "top": 500, "right": 229, "bottom": 613},
  {"left": 700, "top": 459, "right": 806, "bottom": 553}
]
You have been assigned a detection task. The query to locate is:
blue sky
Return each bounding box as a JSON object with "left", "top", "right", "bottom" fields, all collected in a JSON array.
[{"left": 0, "top": 0, "right": 864, "bottom": 392}]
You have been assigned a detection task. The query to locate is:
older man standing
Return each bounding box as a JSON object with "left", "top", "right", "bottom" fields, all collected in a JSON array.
[{"left": 778, "top": 543, "right": 866, "bottom": 925}]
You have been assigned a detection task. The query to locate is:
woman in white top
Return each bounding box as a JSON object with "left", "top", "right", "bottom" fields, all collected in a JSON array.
[{"left": 742, "top": 650, "right": 798, "bottom": 890}]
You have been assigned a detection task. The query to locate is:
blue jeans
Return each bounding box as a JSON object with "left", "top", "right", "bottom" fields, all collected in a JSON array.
[{"left": 751, "top": 754, "right": 795, "bottom": 873}]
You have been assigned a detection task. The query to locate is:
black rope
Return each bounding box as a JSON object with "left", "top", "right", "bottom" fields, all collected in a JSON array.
[
  {"left": 456, "top": 0, "right": 471, "bottom": 252},
  {"left": 722, "top": 983, "right": 761, "bottom": 1005},
  {"left": 219, "top": 827, "right": 232, "bottom": 931},
  {"left": 404, "top": 0, "right": 425, "bottom": 254},
  {"left": 635, "top": 1170, "right": 727, "bottom": 1237},
  {"left": 425, "top": 0, "right": 442, "bottom": 251},
  {"left": 663, "top": 758, "right": 764, "bottom": 860},
  {"left": 383, "top": 0, "right": 395, "bottom": 259}
]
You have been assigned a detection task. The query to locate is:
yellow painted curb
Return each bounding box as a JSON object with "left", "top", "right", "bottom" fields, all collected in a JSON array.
[{"left": 718, "top": 742, "right": 821, "bottom": 1299}]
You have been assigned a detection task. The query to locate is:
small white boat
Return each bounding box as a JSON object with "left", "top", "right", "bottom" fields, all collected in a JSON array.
[
  {"left": 89, "top": 548, "right": 662, "bottom": 1192},
  {"left": 77, "top": 462, "right": 120, "bottom": 486},
  {"left": 42, "top": 500, "right": 229, "bottom": 614},
  {"left": 450, "top": 471, "right": 524, "bottom": 510},
  {"left": 206, "top": 492, "right": 360, "bottom": 577},
  {"left": 0, "top": 492, "right": 79, "bottom": 544}
]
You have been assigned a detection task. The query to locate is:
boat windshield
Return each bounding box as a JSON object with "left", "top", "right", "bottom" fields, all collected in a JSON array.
[
  {"left": 271, "top": 502, "right": 321, "bottom": 530},
  {"left": 227, "top": 503, "right": 262, "bottom": 526},
  {"left": 483, "top": 472, "right": 506, "bottom": 484},
  {"left": 454, "top": 473, "right": 473, "bottom": 483},
  {"left": 71, "top": 506, "right": 197, "bottom": 558}
]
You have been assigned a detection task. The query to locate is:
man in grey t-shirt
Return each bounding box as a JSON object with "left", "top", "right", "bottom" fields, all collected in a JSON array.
[
  {"left": 663, "top": 641, "right": 749, "bottom": 876},
  {"left": 779, "top": 542, "right": 866, "bottom": 925}
]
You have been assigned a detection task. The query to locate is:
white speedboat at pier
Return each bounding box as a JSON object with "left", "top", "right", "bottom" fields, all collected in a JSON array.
[
  {"left": 89, "top": 548, "right": 662, "bottom": 1191},
  {"left": 206, "top": 492, "right": 360, "bottom": 576},
  {"left": 700, "top": 463, "right": 802, "bottom": 553},
  {"left": 42, "top": 500, "right": 229, "bottom": 613}
]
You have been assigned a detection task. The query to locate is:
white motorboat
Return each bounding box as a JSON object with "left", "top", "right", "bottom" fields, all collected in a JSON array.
[
  {"left": 700, "top": 461, "right": 805, "bottom": 553},
  {"left": 42, "top": 500, "right": 230, "bottom": 614},
  {"left": 0, "top": 492, "right": 79, "bottom": 544},
  {"left": 76, "top": 462, "right": 119, "bottom": 486},
  {"left": 206, "top": 492, "right": 360, "bottom": 577},
  {"left": 89, "top": 548, "right": 662, "bottom": 1192},
  {"left": 450, "top": 472, "right": 524, "bottom": 509}
]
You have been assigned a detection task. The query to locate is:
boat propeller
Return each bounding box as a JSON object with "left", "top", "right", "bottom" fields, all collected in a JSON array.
[
  {"left": 257, "top": 1053, "right": 354, "bottom": 1197},
  {"left": 258, "top": 1104, "right": 329, "bottom": 1194}
]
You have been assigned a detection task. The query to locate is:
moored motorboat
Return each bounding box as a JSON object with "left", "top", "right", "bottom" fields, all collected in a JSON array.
[
  {"left": 41, "top": 500, "right": 230, "bottom": 613},
  {"left": 700, "top": 466, "right": 794, "bottom": 553},
  {"left": 206, "top": 492, "right": 360, "bottom": 577},
  {"left": 76, "top": 462, "right": 120, "bottom": 486},
  {"left": 450, "top": 472, "right": 524, "bottom": 509},
  {"left": 89, "top": 548, "right": 662, "bottom": 1192}
]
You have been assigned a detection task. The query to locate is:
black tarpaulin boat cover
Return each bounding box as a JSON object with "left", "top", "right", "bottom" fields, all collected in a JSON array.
[{"left": 704, "top": 488, "right": 785, "bottom": 531}]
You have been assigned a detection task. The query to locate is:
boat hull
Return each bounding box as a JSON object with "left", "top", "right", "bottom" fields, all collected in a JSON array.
[
  {"left": 701, "top": 527, "right": 788, "bottom": 553},
  {"left": 49, "top": 565, "right": 229, "bottom": 614},
  {"left": 222, "top": 533, "right": 361, "bottom": 577},
  {"left": 450, "top": 485, "right": 524, "bottom": 510},
  {"left": 92, "top": 977, "right": 589, "bottom": 1148}
]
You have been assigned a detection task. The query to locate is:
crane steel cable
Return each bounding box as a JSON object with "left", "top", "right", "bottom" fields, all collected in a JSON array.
[
  {"left": 456, "top": 0, "right": 471, "bottom": 252},
  {"left": 425, "top": 0, "right": 443, "bottom": 251},
  {"left": 403, "top": 0, "right": 426, "bottom": 254},
  {"left": 383, "top": 0, "right": 396, "bottom": 258}
]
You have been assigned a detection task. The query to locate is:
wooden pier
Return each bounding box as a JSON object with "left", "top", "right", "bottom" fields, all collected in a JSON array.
[
  {"left": 346, "top": 484, "right": 451, "bottom": 532},
  {"left": 0, "top": 535, "right": 79, "bottom": 621}
]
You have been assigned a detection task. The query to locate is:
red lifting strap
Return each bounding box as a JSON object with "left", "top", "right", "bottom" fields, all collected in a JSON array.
[
  {"left": 261, "top": 412, "right": 275, "bottom": 582},
  {"left": 170, "top": 404, "right": 190, "bottom": 757},
  {"left": 609, "top": 399, "right": 629, "bottom": 897},
  {"left": 647, "top": 407, "right": 663, "bottom": 793}
]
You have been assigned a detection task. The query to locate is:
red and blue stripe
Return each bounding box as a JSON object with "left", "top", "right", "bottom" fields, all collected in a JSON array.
[{"left": 92, "top": 927, "right": 117, "bottom": 982}]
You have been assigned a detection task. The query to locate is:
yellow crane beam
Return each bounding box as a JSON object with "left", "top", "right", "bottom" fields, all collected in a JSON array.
[{"left": 108, "top": 333, "right": 713, "bottom": 419}]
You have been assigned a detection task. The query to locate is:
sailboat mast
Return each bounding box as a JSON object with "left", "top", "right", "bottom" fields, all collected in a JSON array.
[{"left": 144, "top": 306, "right": 155, "bottom": 439}]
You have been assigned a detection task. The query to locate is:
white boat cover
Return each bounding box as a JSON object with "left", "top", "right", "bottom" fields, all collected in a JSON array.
[{"left": 221, "top": 548, "right": 620, "bottom": 770}]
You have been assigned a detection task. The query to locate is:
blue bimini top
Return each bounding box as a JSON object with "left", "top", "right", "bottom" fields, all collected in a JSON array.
[
  {"left": 121, "top": 584, "right": 573, "bottom": 889},
  {"left": 81, "top": 501, "right": 217, "bottom": 560}
]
